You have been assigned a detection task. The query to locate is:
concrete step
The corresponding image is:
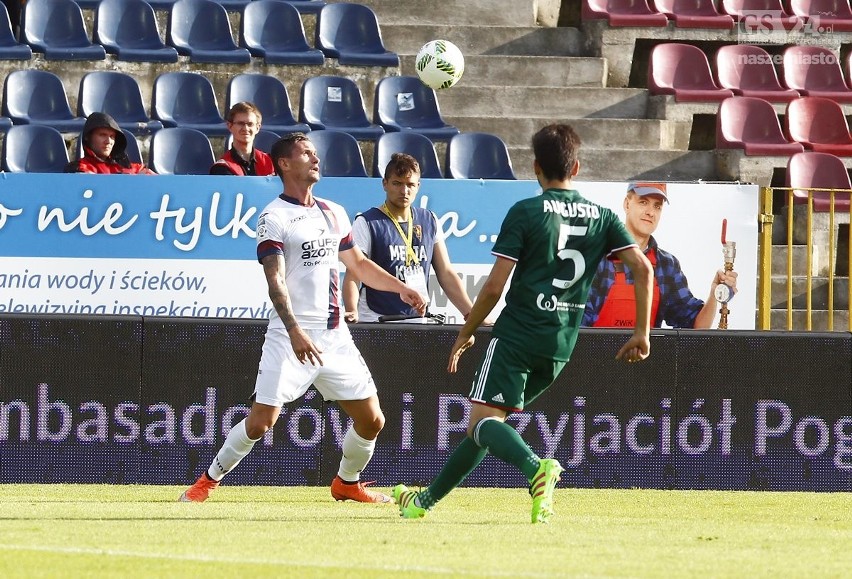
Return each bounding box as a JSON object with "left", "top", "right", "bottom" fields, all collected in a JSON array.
[
  {"left": 770, "top": 277, "right": 850, "bottom": 309},
  {"left": 346, "top": 0, "right": 537, "bottom": 26},
  {"left": 444, "top": 117, "right": 690, "bottom": 150},
  {"left": 770, "top": 245, "right": 822, "bottom": 277},
  {"left": 399, "top": 54, "right": 606, "bottom": 88},
  {"left": 509, "top": 148, "right": 718, "bottom": 181},
  {"left": 381, "top": 25, "right": 585, "bottom": 57},
  {"left": 434, "top": 86, "right": 649, "bottom": 119},
  {"left": 769, "top": 309, "right": 851, "bottom": 331}
]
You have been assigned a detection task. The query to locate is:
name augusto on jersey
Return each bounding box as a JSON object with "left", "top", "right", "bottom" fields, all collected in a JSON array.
[{"left": 542, "top": 199, "right": 601, "bottom": 219}]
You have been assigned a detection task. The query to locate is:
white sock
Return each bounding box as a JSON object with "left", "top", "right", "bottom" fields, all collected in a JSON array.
[
  {"left": 206, "top": 420, "right": 259, "bottom": 481},
  {"left": 337, "top": 427, "right": 376, "bottom": 482}
]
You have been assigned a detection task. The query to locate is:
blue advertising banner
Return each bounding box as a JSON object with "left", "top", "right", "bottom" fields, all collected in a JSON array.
[{"left": 0, "top": 174, "right": 759, "bottom": 327}]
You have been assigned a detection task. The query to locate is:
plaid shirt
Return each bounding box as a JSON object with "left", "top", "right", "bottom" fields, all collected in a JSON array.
[{"left": 582, "top": 235, "right": 705, "bottom": 328}]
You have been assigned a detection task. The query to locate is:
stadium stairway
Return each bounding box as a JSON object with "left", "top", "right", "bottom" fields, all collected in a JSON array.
[{"left": 358, "top": 0, "right": 716, "bottom": 182}]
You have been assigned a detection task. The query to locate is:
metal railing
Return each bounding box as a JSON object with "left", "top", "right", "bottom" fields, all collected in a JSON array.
[{"left": 758, "top": 186, "right": 852, "bottom": 331}]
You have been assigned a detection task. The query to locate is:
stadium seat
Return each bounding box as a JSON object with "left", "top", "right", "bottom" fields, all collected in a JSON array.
[
  {"left": 167, "top": 0, "right": 251, "bottom": 64},
  {"left": 315, "top": 3, "right": 399, "bottom": 67},
  {"left": 446, "top": 132, "right": 516, "bottom": 180},
  {"left": 373, "top": 132, "right": 443, "bottom": 178},
  {"left": 782, "top": 46, "right": 852, "bottom": 103},
  {"left": 307, "top": 130, "right": 368, "bottom": 177},
  {"left": 21, "top": 0, "right": 106, "bottom": 60},
  {"left": 299, "top": 76, "right": 384, "bottom": 141},
  {"left": 787, "top": 151, "right": 852, "bottom": 211},
  {"left": 152, "top": 72, "right": 229, "bottom": 136},
  {"left": 582, "top": 0, "right": 669, "bottom": 26},
  {"left": 240, "top": 0, "right": 324, "bottom": 65},
  {"left": 94, "top": 0, "right": 179, "bottom": 63},
  {"left": 226, "top": 129, "right": 281, "bottom": 154},
  {"left": 76, "top": 127, "right": 144, "bottom": 165},
  {"left": 78, "top": 71, "right": 164, "bottom": 136},
  {"left": 283, "top": 0, "right": 325, "bottom": 14},
  {"left": 785, "top": 97, "right": 852, "bottom": 156},
  {"left": 648, "top": 43, "right": 735, "bottom": 102},
  {"left": 720, "top": 0, "right": 798, "bottom": 27},
  {"left": 226, "top": 74, "right": 310, "bottom": 134},
  {"left": 716, "top": 96, "right": 804, "bottom": 155},
  {"left": 145, "top": 0, "right": 177, "bottom": 7},
  {"left": 2, "top": 125, "right": 70, "bottom": 173},
  {"left": 715, "top": 45, "right": 800, "bottom": 102},
  {"left": 654, "top": 0, "right": 735, "bottom": 28},
  {"left": 148, "top": 127, "right": 215, "bottom": 175},
  {"left": 373, "top": 76, "right": 459, "bottom": 141},
  {"left": 0, "top": 3, "right": 32, "bottom": 60},
  {"left": 789, "top": 0, "right": 852, "bottom": 32},
  {"left": 2, "top": 70, "right": 87, "bottom": 133}
]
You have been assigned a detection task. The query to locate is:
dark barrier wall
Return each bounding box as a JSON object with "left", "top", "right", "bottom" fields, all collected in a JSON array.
[{"left": 1, "top": 315, "right": 851, "bottom": 491}]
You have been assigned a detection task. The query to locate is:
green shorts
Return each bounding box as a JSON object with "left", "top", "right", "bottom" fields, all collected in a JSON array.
[{"left": 468, "top": 336, "right": 566, "bottom": 411}]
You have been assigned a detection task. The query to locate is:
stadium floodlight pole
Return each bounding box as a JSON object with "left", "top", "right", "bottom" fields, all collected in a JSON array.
[{"left": 716, "top": 218, "right": 737, "bottom": 329}]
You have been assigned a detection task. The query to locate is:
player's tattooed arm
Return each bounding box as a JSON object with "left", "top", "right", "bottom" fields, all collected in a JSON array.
[{"left": 262, "top": 254, "right": 297, "bottom": 330}]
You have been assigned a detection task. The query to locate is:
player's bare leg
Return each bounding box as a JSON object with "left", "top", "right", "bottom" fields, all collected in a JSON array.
[{"left": 330, "top": 395, "right": 391, "bottom": 503}]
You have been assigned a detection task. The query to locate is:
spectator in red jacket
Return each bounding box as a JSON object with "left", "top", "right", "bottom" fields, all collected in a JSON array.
[
  {"left": 65, "top": 112, "right": 155, "bottom": 174},
  {"left": 209, "top": 102, "right": 274, "bottom": 176}
]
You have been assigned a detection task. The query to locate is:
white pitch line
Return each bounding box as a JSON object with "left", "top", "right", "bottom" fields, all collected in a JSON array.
[{"left": 0, "top": 544, "right": 568, "bottom": 578}]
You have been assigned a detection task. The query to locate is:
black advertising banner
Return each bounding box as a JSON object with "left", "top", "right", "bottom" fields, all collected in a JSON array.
[{"left": 1, "top": 315, "right": 850, "bottom": 491}]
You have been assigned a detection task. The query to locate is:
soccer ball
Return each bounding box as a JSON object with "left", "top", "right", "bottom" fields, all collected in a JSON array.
[{"left": 415, "top": 40, "right": 465, "bottom": 90}]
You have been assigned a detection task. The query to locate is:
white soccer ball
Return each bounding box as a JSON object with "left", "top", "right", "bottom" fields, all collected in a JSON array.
[{"left": 415, "top": 40, "right": 465, "bottom": 90}]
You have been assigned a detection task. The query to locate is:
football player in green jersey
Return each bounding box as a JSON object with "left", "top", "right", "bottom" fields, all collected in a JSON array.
[{"left": 393, "top": 123, "right": 653, "bottom": 523}]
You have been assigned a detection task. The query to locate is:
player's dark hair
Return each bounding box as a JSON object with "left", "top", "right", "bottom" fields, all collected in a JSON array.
[
  {"left": 226, "top": 101, "right": 262, "bottom": 124},
  {"left": 383, "top": 152, "right": 421, "bottom": 181},
  {"left": 531, "top": 124, "right": 581, "bottom": 182},
  {"left": 270, "top": 132, "right": 311, "bottom": 178}
]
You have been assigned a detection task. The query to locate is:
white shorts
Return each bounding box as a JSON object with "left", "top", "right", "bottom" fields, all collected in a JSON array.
[{"left": 253, "top": 326, "right": 377, "bottom": 407}]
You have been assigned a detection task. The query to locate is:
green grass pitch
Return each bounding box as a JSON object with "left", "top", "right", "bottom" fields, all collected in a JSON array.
[{"left": 0, "top": 484, "right": 850, "bottom": 578}]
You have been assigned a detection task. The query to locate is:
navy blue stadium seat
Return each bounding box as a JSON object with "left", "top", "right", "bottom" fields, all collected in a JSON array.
[
  {"left": 225, "top": 129, "right": 281, "bottom": 154},
  {"left": 2, "top": 125, "right": 70, "bottom": 173},
  {"left": 373, "top": 132, "right": 443, "bottom": 178},
  {"left": 94, "top": 0, "right": 179, "bottom": 63},
  {"left": 446, "top": 132, "right": 516, "bottom": 180},
  {"left": 145, "top": 0, "right": 177, "bottom": 7},
  {"left": 0, "top": 117, "right": 10, "bottom": 133},
  {"left": 78, "top": 71, "right": 164, "bottom": 135},
  {"left": 21, "top": 0, "right": 106, "bottom": 60},
  {"left": 299, "top": 76, "right": 384, "bottom": 141},
  {"left": 240, "top": 0, "right": 324, "bottom": 65},
  {"left": 2, "top": 70, "right": 87, "bottom": 133},
  {"left": 0, "top": 3, "right": 32, "bottom": 60},
  {"left": 149, "top": 127, "right": 215, "bottom": 175},
  {"left": 167, "top": 0, "right": 251, "bottom": 63},
  {"left": 226, "top": 74, "right": 310, "bottom": 134},
  {"left": 308, "top": 130, "right": 368, "bottom": 177},
  {"left": 152, "top": 72, "right": 229, "bottom": 136},
  {"left": 283, "top": 0, "right": 325, "bottom": 14},
  {"left": 373, "top": 76, "right": 459, "bottom": 141},
  {"left": 315, "top": 2, "right": 398, "bottom": 67},
  {"left": 74, "top": 0, "right": 104, "bottom": 8},
  {"left": 76, "top": 127, "right": 144, "bottom": 165}
]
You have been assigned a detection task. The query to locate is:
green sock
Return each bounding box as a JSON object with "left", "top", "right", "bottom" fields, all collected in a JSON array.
[
  {"left": 418, "top": 437, "right": 487, "bottom": 510},
  {"left": 475, "top": 418, "right": 540, "bottom": 480}
]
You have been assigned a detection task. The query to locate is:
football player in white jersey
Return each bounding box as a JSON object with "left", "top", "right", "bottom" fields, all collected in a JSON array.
[{"left": 180, "top": 133, "right": 427, "bottom": 503}]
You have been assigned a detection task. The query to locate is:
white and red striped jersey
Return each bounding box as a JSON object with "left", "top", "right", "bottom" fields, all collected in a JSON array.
[{"left": 256, "top": 193, "right": 354, "bottom": 330}]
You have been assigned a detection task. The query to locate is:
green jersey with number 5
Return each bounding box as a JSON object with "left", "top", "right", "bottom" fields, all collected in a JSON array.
[{"left": 491, "top": 188, "right": 636, "bottom": 361}]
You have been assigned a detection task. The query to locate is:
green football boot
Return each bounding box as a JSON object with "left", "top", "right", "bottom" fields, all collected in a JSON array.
[
  {"left": 530, "top": 458, "right": 564, "bottom": 524},
  {"left": 392, "top": 484, "right": 427, "bottom": 519}
]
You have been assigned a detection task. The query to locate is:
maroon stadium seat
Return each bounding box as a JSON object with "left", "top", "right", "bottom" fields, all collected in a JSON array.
[
  {"left": 786, "top": 151, "right": 852, "bottom": 210},
  {"left": 716, "top": 96, "right": 804, "bottom": 155},
  {"left": 720, "top": 0, "right": 799, "bottom": 28},
  {"left": 785, "top": 96, "right": 852, "bottom": 156},
  {"left": 789, "top": 0, "right": 852, "bottom": 32},
  {"left": 782, "top": 46, "right": 852, "bottom": 103},
  {"left": 715, "top": 45, "right": 799, "bottom": 102},
  {"left": 582, "top": 0, "right": 668, "bottom": 26},
  {"left": 654, "top": 0, "right": 735, "bottom": 28},
  {"left": 648, "top": 43, "right": 735, "bottom": 102}
]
